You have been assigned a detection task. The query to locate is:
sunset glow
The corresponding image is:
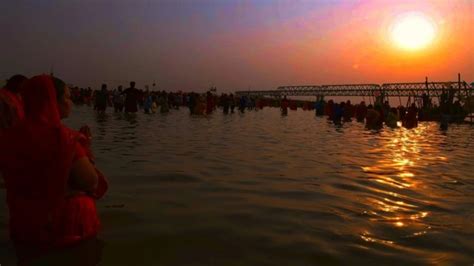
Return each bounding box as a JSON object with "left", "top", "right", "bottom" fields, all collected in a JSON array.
[
  {"left": 0, "top": 0, "right": 472, "bottom": 88},
  {"left": 390, "top": 12, "right": 437, "bottom": 51}
]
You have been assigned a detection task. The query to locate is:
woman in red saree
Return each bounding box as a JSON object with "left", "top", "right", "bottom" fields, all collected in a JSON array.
[{"left": 0, "top": 75, "right": 107, "bottom": 265}]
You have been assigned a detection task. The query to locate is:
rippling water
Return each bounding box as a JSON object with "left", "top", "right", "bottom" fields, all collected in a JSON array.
[{"left": 1, "top": 105, "right": 474, "bottom": 265}]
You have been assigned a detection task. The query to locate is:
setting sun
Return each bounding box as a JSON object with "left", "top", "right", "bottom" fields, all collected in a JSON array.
[{"left": 390, "top": 12, "right": 437, "bottom": 51}]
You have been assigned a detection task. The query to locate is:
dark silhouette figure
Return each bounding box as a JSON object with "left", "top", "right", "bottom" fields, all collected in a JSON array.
[
  {"left": 94, "top": 84, "right": 108, "bottom": 114},
  {"left": 123, "top": 82, "right": 139, "bottom": 113}
]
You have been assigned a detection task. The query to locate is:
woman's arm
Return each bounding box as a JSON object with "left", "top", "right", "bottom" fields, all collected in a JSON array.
[{"left": 70, "top": 157, "right": 98, "bottom": 192}]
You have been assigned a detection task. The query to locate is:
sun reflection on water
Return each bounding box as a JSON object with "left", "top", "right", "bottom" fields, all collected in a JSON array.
[{"left": 360, "top": 124, "right": 442, "bottom": 246}]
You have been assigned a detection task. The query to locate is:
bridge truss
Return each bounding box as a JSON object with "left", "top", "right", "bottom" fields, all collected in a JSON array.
[{"left": 235, "top": 82, "right": 473, "bottom": 99}]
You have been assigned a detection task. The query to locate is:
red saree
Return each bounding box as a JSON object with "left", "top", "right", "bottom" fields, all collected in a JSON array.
[{"left": 0, "top": 75, "right": 106, "bottom": 262}]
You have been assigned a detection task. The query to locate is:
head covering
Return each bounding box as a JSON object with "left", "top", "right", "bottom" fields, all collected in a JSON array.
[{"left": 0, "top": 75, "right": 76, "bottom": 250}]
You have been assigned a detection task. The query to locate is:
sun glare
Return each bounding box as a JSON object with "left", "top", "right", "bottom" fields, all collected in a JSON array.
[{"left": 391, "top": 12, "right": 437, "bottom": 51}]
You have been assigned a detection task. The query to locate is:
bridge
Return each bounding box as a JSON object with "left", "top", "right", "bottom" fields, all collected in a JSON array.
[{"left": 235, "top": 81, "right": 474, "bottom": 99}]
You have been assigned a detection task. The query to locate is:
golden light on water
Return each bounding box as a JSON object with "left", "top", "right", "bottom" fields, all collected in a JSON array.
[
  {"left": 360, "top": 124, "right": 442, "bottom": 246},
  {"left": 394, "top": 221, "right": 404, "bottom": 227},
  {"left": 390, "top": 12, "right": 437, "bottom": 51}
]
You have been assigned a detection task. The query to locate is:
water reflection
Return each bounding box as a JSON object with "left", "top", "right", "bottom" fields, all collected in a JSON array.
[
  {"left": 361, "top": 124, "right": 439, "bottom": 244},
  {"left": 95, "top": 113, "right": 109, "bottom": 139},
  {"left": 124, "top": 113, "right": 138, "bottom": 125},
  {"left": 31, "top": 238, "right": 104, "bottom": 266},
  {"left": 12, "top": 106, "right": 469, "bottom": 265}
]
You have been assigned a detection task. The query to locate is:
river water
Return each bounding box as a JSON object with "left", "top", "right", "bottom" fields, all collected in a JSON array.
[{"left": 1, "top": 105, "right": 474, "bottom": 265}]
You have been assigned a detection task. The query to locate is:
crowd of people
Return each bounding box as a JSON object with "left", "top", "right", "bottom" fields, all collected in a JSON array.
[
  {"left": 1, "top": 74, "right": 106, "bottom": 265},
  {"left": 70, "top": 83, "right": 240, "bottom": 115},
  {"left": 70, "top": 82, "right": 426, "bottom": 129},
  {"left": 307, "top": 98, "right": 419, "bottom": 129},
  {"left": 65, "top": 80, "right": 473, "bottom": 131}
]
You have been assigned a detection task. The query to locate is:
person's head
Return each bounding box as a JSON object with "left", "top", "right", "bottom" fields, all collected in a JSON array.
[
  {"left": 53, "top": 77, "right": 72, "bottom": 119},
  {"left": 118, "top": 86, "right": 123, "bottom": 91},
  {"left": 5, "top": 74, "right": 28, "bottom": 94},
  {"left": 130, "top": 81, "right": 136, "bottom": 88},
  {"left": 101, "top": 84, "right": 107, "bottom": 91}
]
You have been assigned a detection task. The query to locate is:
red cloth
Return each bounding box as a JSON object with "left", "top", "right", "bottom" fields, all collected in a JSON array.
[
  {"left": 74, "top": 142, "right": 87, "bottom": 161},
  {"left": 0, "top": 75, "right": 104, "bottom": 261}
]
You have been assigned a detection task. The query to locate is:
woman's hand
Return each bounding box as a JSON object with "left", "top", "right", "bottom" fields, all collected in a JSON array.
[
  {"left": 79, "top": 125, "right": 92, "bottom": 139},
  {"left": 77, "top": 125, "right": 95, "bottom": 162},
  {"left": 77, "top": 125, "right": 92, "bottom": 147}
]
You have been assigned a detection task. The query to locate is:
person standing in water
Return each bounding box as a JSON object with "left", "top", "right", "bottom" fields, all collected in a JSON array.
[
  {"left": 143, "top": 89, "right": 152, "bottom": 114},
  {"left": 239, "top": 96, "right": 247, "bottom": 113},
  {"left": 280, "top": 96, "right": 289, "bottom": 116},
  {"left": 365, "top": 104, "right": 382, "bottom": 129},
  {"left": 229, "top": 93, "right": 236, "bottom": 113},
  {"left": 159, "top": 92, "right": 170, "bottom": 113},
  {"left": 113, "top": 86, "right": 124, "bottom": 112},
  {"left": 123, "top": 81, "right": 139, "bottom": 113},
  {"left": 403, "top": 103, "right": 418, "bottom": 129},
  {"left": 385, "top": 108, "right": 399, "bottom": 128},
  {"left": 314, "top": 98, "right": 325, "bottom": 116},
  {"left": 0, "top": 75, "right": 107, "bottom": 265},
  {"left": 355, "top": 101, "right": 367, "bottom": 122},
  {"left": 188, "top": 92, "right": 196, "bottom": 115},
  {"left": 94, "top": 84, "right": 108, "bottom": 114},
  {"left": 206, "top": 91, "right": 214, "bottom": 114}
]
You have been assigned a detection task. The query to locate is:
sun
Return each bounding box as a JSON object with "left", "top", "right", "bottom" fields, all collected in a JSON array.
[{"left": 390, "top": 12, "right": 437, "bottom": 51}]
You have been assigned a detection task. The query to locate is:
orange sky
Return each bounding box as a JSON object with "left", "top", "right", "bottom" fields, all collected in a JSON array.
[
  {"left": 1, "top": 0, "right": 472, "bottom": 91},
  {"left": 205, "top": 0, "right": 473, "bottom": 89}
]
